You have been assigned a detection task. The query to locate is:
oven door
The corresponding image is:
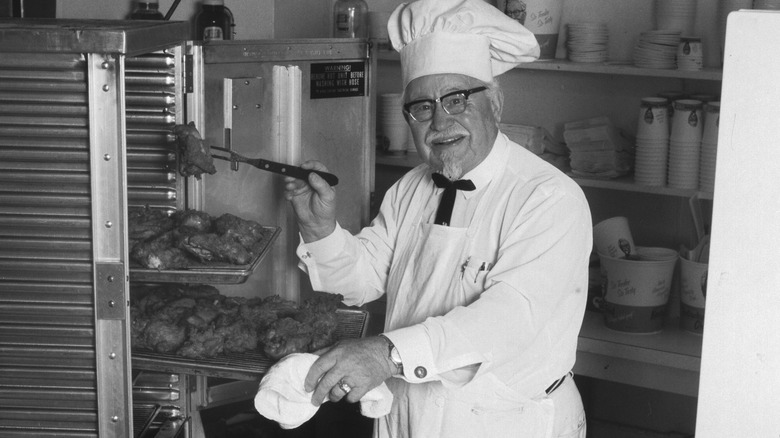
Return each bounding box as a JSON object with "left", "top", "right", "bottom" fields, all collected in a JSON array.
[{"left": 0, "top": 19, "right": 189, "bottom": 438}]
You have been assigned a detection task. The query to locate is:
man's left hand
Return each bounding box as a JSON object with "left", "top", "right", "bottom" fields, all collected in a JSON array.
[{"left": 304, "top": 336, "right": 395, "bottom": 405}]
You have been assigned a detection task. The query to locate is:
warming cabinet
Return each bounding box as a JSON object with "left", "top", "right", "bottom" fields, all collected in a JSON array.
[{"left": 0, "top": 19, "right": 374, "bottom": 438}]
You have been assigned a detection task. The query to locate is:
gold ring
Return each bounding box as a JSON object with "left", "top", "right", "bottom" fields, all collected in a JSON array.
[{"left": 337, "top": 380, "right": 352, "bottom": 394}]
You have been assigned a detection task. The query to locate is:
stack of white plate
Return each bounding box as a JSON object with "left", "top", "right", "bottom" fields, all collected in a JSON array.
[
  {"left": 633, "top": 30, "right": 680, "bottom": 69},
  {"left": 566, "top": 22, "right": 609, "bottom": 63},
  {"left": 655, "top": 0, "right": 697, "bottom": 35},
  {"left": 634, "top": 97, "right": 670, "bottom": 187},
  {"left": 668, "top": 99, "right": 703, "bottom": 190},
  {"left": 699, "top": 102, "right": 720, "bottom": 192},
  {"left": 753, "top": 0, "right": 780, "bottom": 9},
  {"left": 378, "top": 94, "right": 408, "bottom": 155}
]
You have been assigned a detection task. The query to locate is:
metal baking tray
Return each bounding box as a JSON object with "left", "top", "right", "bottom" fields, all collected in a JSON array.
[
  {"left": 129, "top": 226, "right": 280, "bottom": 284},
  {"left": 131, "top": 308, "right": 369, "bottom": 381}
]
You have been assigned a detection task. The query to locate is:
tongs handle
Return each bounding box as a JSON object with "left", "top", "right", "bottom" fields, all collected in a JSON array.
[
  {"left": 249, "top": 157, "right": 340, "bottom": 186},
  {"left": 211, "top": 147, "right": 339, "bottom": 186}
]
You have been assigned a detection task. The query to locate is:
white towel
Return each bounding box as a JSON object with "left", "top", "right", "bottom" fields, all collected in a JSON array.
[{"left": 254, "top": 353, "right": 393, "bottom": 429}]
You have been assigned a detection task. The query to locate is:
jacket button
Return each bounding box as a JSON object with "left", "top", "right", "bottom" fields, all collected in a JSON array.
[{"left": 414, "top": 366, "right": 427, "bottom": 378}]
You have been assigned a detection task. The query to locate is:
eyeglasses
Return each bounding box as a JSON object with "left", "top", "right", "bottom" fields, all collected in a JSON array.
[{"left": 403, "top": 86, "right": 488, "bottom": 122}]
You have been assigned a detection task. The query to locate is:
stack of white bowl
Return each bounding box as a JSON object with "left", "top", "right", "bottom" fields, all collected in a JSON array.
[
  {"left": 633, "top": 30, "right": 680, "bottom": 69},
  {"left": 699, "top": 102, "right": 720, "bottom": 192},
  {"left": 655, "top": 0, "right": 697, "bottom": 35},
  {"left": 753, "top": 0, "right": 780, "bottom": 9},
  {"left": 378, "top": 93, "right": 408, "bottom": 155},
  {"left": 566, "top": 22, "right": 609, "bottom": 63},
  {"left": 634, "top": 97, "right": 671, "bottom": 187},
  {"left": 668, "top": 99, "right": 703, "bottom": 190}
]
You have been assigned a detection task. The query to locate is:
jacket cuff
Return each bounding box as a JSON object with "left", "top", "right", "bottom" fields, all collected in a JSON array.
[
  {"left": 382, "top": 325, "right": 438, "bottom": 384},
  {"left": 295, "top": 223, "right": 345, "bottom": 289}
]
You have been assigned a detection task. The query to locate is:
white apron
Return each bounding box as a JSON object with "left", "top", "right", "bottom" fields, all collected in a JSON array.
[{"left": 375, "top": 167, "right": 555, "bottom": 438}]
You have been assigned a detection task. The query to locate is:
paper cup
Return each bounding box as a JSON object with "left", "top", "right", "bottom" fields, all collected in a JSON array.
[
  {"left": 596, "top": 249, "right": 679, "bottom": 333},
  {"left": 679, "top": 255, "right": 707, "bottom": 334},
  {"left": 593, "top": 216, "right": 635, "bottom": 259}
]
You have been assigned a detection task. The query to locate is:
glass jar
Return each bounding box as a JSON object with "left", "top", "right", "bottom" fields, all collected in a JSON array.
[
  {"left": 195, "top": 0, "right": 235, "bottom": 41},
  {"left": 129, "top": 0, "right": 164, "bottom": 20},
  {"left": 333, "top": 0, "right": 368, "bottom": 38}
]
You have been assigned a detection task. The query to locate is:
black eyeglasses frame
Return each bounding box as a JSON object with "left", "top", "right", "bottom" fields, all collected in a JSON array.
[{"left": 403, "top": 86, "right": 488, "bottom": 122}]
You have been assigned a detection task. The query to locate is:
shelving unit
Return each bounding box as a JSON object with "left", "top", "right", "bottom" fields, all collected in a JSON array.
[
  {"left": 377, "top": 51, "right": 722, "bottom": 81},
  {"left": 373, "top": 51, "right": 720, "bottom": 399},
  {"left": 376, "top": 153, "right": 714, "bottom": 200},
  {"left": 575, "top": 311, "right": 702, "bottom": 397}
]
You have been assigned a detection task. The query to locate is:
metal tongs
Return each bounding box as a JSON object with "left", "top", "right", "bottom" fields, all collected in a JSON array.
[{"left": 211, "top": 146, "right": 339, "bottom": 186}]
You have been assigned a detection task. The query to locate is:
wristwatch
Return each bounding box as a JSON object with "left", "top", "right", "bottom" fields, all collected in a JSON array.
[{"left": 379, "top": 334, "right": 403, "bottom": 375}]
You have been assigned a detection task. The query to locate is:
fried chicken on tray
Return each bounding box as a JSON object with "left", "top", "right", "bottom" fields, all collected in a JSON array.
[
  {"left": 128, "top": 207, "right": 273, "bottom": 270},
  {"left": 131, "top": 283, "right": 344, "bottom": 360}
]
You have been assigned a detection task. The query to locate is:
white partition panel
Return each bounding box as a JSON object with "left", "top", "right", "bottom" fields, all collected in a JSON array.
[{"left": 696, "top": 10, "right": 780, "bottom": 438}]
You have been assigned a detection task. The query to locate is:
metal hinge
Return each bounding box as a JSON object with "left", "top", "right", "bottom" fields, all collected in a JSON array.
[
  {"left": 95, "top": 262, "right": 126, "bottom": 320},
  {"left": 184, "top": 53, "right": 194, "bottom": 93}
]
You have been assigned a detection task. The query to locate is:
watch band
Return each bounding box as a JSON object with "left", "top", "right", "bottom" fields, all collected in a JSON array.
[{"left": 379, "top": 334, "right": 403, "bottom": 375}]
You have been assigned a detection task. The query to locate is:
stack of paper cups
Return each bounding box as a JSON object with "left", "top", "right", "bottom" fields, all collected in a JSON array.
[
  {"left": 677, "top": 36, "right": 703, "bottom": 71},
  {"left": 634, "top": 97, "right": 670, "bottom": 187},
  {"left": 668, "top": 99, "right": 703, "bottom": 190},
  {"left": 699, "top": 102, "right": 719, "bottom": 192},
  {"left": 655, "top": 0, "right": 697, "bottom": 35},
  {"left": 378, "top": 94, "right": 408, "bottom": 155}
]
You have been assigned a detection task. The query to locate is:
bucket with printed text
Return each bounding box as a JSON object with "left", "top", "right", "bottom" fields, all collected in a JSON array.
[
  {"left": 502, "top": 0, "right": 563, "bottom": 59},
  {"left": 596, "top": 247, "right": 678, "bottom": 333},
  {"left": 679, "top": 255, "right": 707, "bottom": 334}
]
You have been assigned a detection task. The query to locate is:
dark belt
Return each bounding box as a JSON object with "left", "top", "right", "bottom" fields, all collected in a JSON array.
[{"left": 544, "top": 373, "right": 569, "bottom": 395}]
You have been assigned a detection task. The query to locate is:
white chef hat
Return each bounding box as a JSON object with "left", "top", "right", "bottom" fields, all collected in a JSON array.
[{"left": 387, "top": 0, "right": 540, "bottom": 89}]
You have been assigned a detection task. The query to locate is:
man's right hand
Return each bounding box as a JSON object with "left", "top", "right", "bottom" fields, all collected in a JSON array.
[{"left": 283, "top": 160, "right": 337, "bottom": 242}]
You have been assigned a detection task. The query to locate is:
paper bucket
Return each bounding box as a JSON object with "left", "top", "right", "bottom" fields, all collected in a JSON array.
[
  {"left": 679, "top": 255, "right": 707, "bottom": 334},
  {"left": 503, "top": 0, "right": 563, "bottom": 59},
  {"left": 596, "top": 247, "right": 678, "bottom": 333}
]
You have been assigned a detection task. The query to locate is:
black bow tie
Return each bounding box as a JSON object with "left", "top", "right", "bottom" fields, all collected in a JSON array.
[{"left": 431, "top": 173, "right": 475, "bottom": 226}]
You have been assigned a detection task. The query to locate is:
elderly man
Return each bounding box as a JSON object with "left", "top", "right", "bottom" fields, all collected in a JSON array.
[{"left": 282, "top": 0, "right": 592, "bottom": 436}]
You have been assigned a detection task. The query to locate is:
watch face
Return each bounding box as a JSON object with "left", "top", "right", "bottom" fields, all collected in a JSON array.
[{"left": 390, "top": 346, "right": 401, "bottom": 363}]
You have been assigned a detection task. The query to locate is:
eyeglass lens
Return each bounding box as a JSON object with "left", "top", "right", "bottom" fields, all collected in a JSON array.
[{"left": 405, "top": 87, "right": 487, "bottom": 122}]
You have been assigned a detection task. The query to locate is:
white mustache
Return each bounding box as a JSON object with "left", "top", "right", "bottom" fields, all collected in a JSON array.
[{"left": 426, "top": 131, "right": 467, "bottom": 144}]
